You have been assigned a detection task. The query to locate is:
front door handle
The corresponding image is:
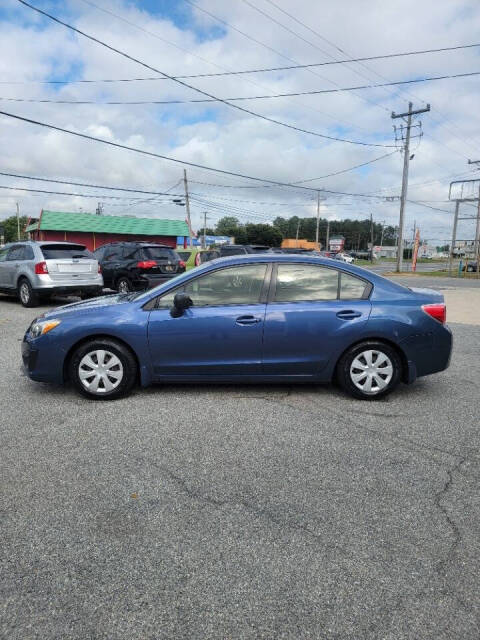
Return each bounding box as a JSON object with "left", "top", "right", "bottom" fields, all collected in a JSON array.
[
  {"left": 236, "top": 315, "right": 261, "bottom": 325},
  {"left": 336, "top": 310, "right": 362, "bottom": 320}
]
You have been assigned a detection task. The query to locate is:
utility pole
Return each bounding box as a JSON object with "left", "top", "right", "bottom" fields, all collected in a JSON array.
[
  {"left": 448, "top": 201, "right": 460, "bottom": 275},
  {"left": 295, "top": 219, "right": 301, "bottom": 247},
  {"left": 326, "top": 220, "right": 330, "bottom": 252},
  {"left": 202, "top": 211, "right": 208, "bottom": 249},
  {"left": 183, "top": 168, "right": 193, "bottom": 249},
  {"left": 392, "top": 102, "right": 430, "bottom": 272},
  {"left": 315, "top": 190, "right": 325, "bottom": 248},
  {"left": 370, "top": 213, "right": 374, "bottom": 261},
  {"left": 16, "top": 202, "right": 20, "bottom": 240}
]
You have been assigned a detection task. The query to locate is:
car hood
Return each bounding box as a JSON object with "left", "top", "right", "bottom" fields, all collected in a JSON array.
[{"left": 41, "top": 293, "right": 131, "bottom": 319}]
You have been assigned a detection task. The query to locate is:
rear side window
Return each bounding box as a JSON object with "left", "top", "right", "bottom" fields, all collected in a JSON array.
[
  {"left": 176, "top": 251, "right": 191, "bottom": 261},
  {"left": 7, "top": 245, "right": 27, "bottom": 261},
  {"left": 24, "top": 246, "right": 34, "bottom": 260},
  {"left": 142, "top": 247, "right": 178, "bottom": 261},
  {"left": 94, "top": 246, "right": 106, "bottom": 260},
  {"left": 41, "top": 244, "right": 93, "bottom": 259},
  {"left": 275, "top": 264, "right": 339, "bottom": 302},
  {"left": 340, "top": 272, "right": 368, "bottom": 299}
]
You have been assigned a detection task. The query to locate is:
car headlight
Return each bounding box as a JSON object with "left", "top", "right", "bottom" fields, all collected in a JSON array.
[{"left": 30, "top": 318, "right": 61, "bottom": 338}]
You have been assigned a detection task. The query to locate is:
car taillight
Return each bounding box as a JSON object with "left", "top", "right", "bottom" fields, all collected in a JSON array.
[
  {"left": 422, "top": 303, "right": 446, "bottom": 324},
  {"left": 179, "top": 260, "right": 186, "bottom": 269},
  {"left": 98, "top": 264, "right": 102, "bottom": 273},
  {"left": 34, "top": 261, "right": 48, "bottom": 274},
  {"left": 137, "top": 260, "right": 157, "bottom": 269}
]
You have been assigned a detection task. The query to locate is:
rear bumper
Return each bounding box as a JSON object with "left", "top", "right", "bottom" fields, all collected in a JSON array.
[
  {"left": 34, "top": 284, "right": 103, "bottom": 296},
  {"left": 33, "top": 273, "right": 104, "bottom": 292},
  {"left": 400, "top": 323, "right": 453, "bottom": 380},
  {"left": 135, "top": 272, "right": 184, "bottom": 290}
]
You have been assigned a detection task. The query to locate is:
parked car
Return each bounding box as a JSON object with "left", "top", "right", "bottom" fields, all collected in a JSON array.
[
  {"left": 462, "top": 261, "right": 478, "bottom": 272},
  {"left": 176, "top": 248, "right": 220, "bottom": 270},
  {"left": 334, "top": 252, "right": 355, "bottom": 264},
  {"left": 218, "top": 244, "right": 272, "bottom": 256},
  {"left": 94, "top": 242, "right": 185, "bottom": 293},
  {"left": 0, "top": 241, "right": 103, "bottom": 307},
  {"left": 22, "top": 254, "right": 452, "bottom": 401}
]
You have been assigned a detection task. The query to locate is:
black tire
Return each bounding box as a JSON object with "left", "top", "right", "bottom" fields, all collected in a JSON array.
[
  {"left": 18, "top": 278, "right": 40, "bottom": 308},
  {"left": 115, "top": 276, "right": 132, "bottom": 294},
  {"left": 336, "top": 340, "right": 402, "bottom": 400},
  {"left": 69, "top": 338, "right": 137, "bottom": 400}
]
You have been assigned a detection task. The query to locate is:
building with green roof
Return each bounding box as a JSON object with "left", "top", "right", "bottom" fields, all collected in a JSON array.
[{"left": 26, "top": 210, "right": 190, "bottom": 251}]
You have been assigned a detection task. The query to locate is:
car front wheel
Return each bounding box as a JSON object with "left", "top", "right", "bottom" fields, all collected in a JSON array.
[
  {"left": 336, "top": 341, "right": 402, "bottom": 400},
  {"left": 69, "top": 339, "right": 137, "bottom": 400}
]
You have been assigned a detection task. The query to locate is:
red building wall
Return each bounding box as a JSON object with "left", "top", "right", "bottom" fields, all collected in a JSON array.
[{"left": 32, "top": 230, "right": 178, "bottom": 252}]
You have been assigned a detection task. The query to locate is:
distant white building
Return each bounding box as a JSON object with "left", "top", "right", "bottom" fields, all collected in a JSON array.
[{"left": 372, "top": 245, "right": 397, "bottom": 258}]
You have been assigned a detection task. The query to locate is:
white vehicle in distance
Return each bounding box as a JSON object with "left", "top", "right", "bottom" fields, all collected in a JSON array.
[{"left": 334, "top": 252, "right": 355, "bottom": 264}]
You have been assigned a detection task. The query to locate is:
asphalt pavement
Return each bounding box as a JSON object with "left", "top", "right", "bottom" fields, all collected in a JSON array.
[{"left": 1, "top": 296, "right": 479, "bottom": 639}]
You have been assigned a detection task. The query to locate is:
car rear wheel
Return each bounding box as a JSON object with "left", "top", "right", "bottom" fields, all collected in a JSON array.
[
  {"left": 336, "top": 341, "right": 402, "bottom": 400},
  {"left": 116, "top": 277, "right": 132, "bottom": 293},
  {"left": 18, "top": 278, "right": 40, "bottom": 308},
  {"left": 69, "top": 339, "right": 137, "bottom": 400}
]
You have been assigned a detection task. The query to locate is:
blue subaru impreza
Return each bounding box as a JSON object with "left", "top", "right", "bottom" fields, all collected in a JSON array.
[{"left": 22, "top": 254, "right": 452, "bottom": 400}]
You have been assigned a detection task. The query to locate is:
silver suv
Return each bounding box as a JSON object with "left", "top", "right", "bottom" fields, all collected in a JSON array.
[{"left": 0, "top": 241, "right": 103, "bottom": 307}]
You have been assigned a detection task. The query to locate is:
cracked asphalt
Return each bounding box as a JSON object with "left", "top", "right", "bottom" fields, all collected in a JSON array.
[{"left": 1, "top": 296, "right": 479, "bottom": 639}]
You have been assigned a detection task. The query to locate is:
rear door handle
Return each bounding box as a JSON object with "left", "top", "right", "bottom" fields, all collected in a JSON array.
[
  {"left": 236, "top": 315, "right": 261, "bottom": 325},
  {"left": 336, "top": 310, "right": 362, "bottom": 320}
]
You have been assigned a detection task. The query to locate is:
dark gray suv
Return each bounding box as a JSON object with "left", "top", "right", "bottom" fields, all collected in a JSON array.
[{"left": 0, "top": 241, "right": 103, "bottom": 307}]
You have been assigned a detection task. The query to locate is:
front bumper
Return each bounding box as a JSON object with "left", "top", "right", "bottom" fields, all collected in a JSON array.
[{"left": 21, "top": 333, "right": 65, "bottom": 384}]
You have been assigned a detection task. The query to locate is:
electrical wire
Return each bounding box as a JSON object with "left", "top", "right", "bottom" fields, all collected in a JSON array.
[
  {"left": 16, "top": 0, "right": 394, "bottom": 148},
  {"left": 0, "top": 109, "right": 401, "bottom": 194},
  {"left": 5, "top": 70, "right": 480, "bottom": 105},
  {"left": 2, "top": 43, "right": 479, "bottom": 84}
]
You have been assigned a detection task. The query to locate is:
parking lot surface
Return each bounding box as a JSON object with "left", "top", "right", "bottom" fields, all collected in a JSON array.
[{"left": 1, "top": 295, "right": 479, "bottom": 639}]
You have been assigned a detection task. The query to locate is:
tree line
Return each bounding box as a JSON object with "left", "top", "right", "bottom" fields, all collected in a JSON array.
[{"left": 205, "top": 215, "right": 398, "bottom": 250}]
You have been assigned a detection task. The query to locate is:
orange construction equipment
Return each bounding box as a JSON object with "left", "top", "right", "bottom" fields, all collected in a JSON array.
[{"left": 281, "top": 238, "right": 321, "bottom": 250}]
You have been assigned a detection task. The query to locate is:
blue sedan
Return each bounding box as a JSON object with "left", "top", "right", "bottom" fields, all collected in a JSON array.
[{"left": 22, "top": 255, "right": 452, "bottom": 401}]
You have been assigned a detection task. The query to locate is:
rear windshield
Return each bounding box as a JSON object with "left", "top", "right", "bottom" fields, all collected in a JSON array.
[
  {"left": 142, "top": 247, "right": 178, "bottom": 261},
  {"left": 41, "top": 244, "right": 93, "bottom": 259}
]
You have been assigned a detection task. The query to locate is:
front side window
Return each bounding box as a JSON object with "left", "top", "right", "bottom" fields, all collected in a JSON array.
[
  {"left": 157, "top": 263, "right": 267, "bottom": 308},
  {"left": 275, "top": 264, "right": 339, "bottom": 302},
  {"left": 0, "top": 247, "right": 10, "bottom": 262}
]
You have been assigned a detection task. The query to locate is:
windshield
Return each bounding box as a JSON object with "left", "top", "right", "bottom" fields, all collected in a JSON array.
[{"left": 41, "top": 244, "right": 93, "bottom": 259}]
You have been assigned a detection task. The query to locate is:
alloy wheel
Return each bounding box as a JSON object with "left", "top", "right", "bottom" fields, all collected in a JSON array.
[
  {"left": 78, "top": 349, "right": 124, "bottom": 394},
  {"left": 117, "top": 279, "right": 130, "bottom": 293},
  {"left": 20, "top": 282, "right": 30, "bottom": 305},
  {"left": 349, "top": 349, "right": 393, "bottom": 395}
]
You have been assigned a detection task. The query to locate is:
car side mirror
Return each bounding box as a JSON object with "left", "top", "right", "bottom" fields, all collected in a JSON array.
[{"left": 170, "top": 292, "right": 193, "bottom": 317}]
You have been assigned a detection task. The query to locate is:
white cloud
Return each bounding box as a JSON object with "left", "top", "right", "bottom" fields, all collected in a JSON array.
[{"left": 1, "top": 0, "right": 480, "bottom": 242}]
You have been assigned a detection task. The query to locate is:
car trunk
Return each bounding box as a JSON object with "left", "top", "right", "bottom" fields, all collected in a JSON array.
[{"left": 40, "top": 244, "right": 99, "bottom": 282}]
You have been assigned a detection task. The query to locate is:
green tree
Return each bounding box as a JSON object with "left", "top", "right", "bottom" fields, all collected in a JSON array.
[
  {"left": 0, "top": 215, "right": 29, "bottom": 243},
  {"left": 245, "top": 223, "right": 283, "bottom": 247},
  {"left": 215, "top": 216, "right": 241, "bottom": 236}
]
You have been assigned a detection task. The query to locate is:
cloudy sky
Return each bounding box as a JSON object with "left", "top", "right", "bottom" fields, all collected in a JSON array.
[{"left": 1, "top": 0, "right": 480, "bottom": 244}]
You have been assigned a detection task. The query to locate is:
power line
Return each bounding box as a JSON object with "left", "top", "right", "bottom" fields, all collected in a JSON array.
[
  {"left": 16, "top": 0, "right": 393, "bottom": 148},
  {"left": 0, "top": 184, "right": 169, "bottom": 200},
  {"left": 1, "top": 109, "right": 381, "bottom": 192},
  {"left": 4, "top": 42, "right": 478, "bottom": 85},
  {"left": 5, "top": 70, "right": 480, "bottom": 105}
]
